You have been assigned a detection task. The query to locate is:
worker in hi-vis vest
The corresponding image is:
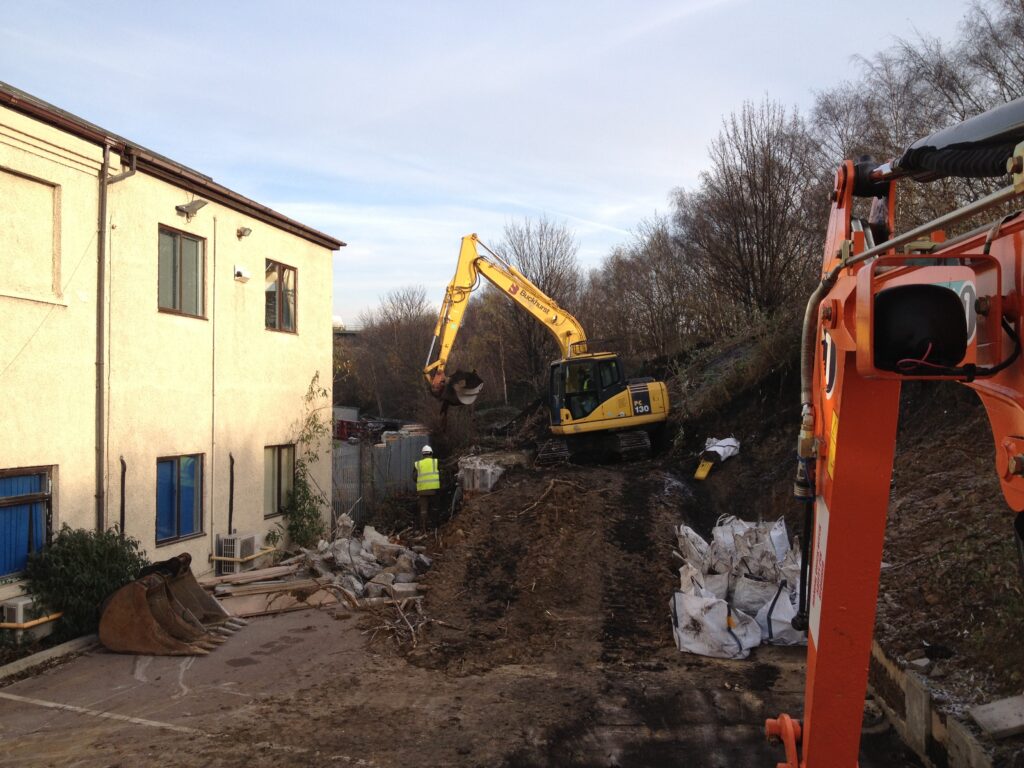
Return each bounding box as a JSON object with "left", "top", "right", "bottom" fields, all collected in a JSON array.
[{"left": 413, "top": 444, "right": 440, "bottom": 532}]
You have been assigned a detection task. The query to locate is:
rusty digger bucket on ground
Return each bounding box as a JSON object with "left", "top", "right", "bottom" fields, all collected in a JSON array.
[{"left": 98, "top": 553, "right": 247, "bottom": 656}]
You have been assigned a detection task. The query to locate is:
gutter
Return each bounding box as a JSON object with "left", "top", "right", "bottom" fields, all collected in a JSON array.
[
  {"left": 95, "top": 148, "right": 137, "bottom": 532},
  {"left": 0, "top": 81, "right": 345, "bottom": 251}
]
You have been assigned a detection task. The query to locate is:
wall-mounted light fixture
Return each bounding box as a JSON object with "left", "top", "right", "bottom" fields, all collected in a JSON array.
[
  {"left": 236, "top": 226, "right": 252, "bottom": 240},
  {"left": 175, "top": 199, "right": 208, "bottom": 221}
]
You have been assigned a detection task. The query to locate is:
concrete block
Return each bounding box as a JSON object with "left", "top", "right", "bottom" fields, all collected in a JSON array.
[
  {"left": 369, "top": 572, "right": 395, "bottom": 586},
  {"left": 389, "top": 582, "right": 420, "bottom": 598},
  {"left": 970, "top": 694, "right": 1024, "bottom": 739},
  {"left": 905, "top": 672, "right": 932, "bottom": 756},
  {"left": 458, "top": 451, "right": 531, "bottom": 493},
  {"left": 947, "top": 716, "right": 991, "bottom": 768}
]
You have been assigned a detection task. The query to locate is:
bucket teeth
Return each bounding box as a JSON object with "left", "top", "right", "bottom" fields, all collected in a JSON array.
[{"left": 99, "top": 556, "right": 245, "bottom": 656}]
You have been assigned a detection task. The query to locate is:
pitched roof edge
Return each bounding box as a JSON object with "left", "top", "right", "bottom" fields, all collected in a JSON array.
[{"left": 0, "top": 81, "right": 345, "bottom": 251}]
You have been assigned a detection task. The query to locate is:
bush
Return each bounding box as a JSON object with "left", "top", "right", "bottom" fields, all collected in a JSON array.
[
  {"left": 281, "top": 458, "right": 327, "bottom": 549},
  {"left": 24, "top": 525, "right": 149, "bottom": 640}
]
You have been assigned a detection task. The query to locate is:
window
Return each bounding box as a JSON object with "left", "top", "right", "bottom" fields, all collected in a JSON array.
[
  {"left": 264, "top": 445, "right": 295, "bottom": 518},
  {"left": 0, "top": 467, "right": 51, "bottom": 578},
  {"left": 598, "top": 360, "right": 621, "bottom": 389},
  {"left": 265, "top": 259, "right": 296, "bottom": 332},
  {"left": 156, "top": 455, "right": 203, "bottom": 544},
  {"left": 159, "top": 227, "right": 205, "bottom": 317}
]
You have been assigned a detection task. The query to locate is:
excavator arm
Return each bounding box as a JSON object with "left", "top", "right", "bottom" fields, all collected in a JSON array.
[
  {"left": 767, "top": 95, "right": 1024, "bottom": 767},
  {"left": 424, "top": 233, "right": 588, "bottom": 405}
]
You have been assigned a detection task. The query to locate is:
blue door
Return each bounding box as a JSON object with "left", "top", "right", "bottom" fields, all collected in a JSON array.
[{"left": 0, "top": 472, "right": 48, "bottom": 577}]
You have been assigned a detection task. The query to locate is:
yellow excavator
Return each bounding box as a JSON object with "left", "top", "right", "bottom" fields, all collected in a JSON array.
[{"left": 424, "top": 234, "right": 669, "bottom": 463}]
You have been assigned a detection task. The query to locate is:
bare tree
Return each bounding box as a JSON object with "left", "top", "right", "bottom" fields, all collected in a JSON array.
[
  {"left": 582, "top": 216, "right": 694, "bottom": 361},
  {"left": 671, "top": 100, "right": 828, "bottom": 319},
  {"left": 342, "top": 286, "right": 436, "bottom": 418},
  {"left": 487, "top": 217, "right": 584, "bottom": 396}
]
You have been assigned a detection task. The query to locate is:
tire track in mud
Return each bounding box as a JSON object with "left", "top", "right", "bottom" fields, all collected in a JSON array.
[
  {"left": 501, "top": 466, "right": 795, "bottom": 767},
  {"left": 599, "top": 467, "right": 668, "bottom": 664}
]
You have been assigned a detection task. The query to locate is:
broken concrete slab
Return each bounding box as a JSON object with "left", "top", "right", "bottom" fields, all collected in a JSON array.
[
  {"left": 970, "top": 694, "right": 1024, "bottom": 739},
  {"left": 458, "top": 450, "right": 531, "bottom": 493},
  {"left": 389, "top": 583, "right": 420, "bottom": 598},
  {"left": 362, "top": 526, "right": 390, "bottom": 553}
]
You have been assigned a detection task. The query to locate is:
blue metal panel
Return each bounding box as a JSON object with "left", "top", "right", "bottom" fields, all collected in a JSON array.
[{"left": 0, "top": 474, "right": 45, "bottom": 577}]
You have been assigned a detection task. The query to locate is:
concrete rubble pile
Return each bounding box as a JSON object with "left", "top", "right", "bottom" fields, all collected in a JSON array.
[
  {"left": 201, "top": 514, "right": 432, "bottom": 617},
  {"left": 670, "top": 514, "right": 806, "bottom": 660},
  {"left": 303, "top": 513, "right": 433, "bottom": 602}
]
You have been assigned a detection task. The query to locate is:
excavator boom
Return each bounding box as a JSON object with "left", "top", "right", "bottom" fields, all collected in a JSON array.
[{"left": 424, "top": 234, "right": 587, "bottom": 405}]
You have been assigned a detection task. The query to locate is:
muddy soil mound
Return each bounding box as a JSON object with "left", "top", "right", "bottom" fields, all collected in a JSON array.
[{"left": 407, "top": 464, "right": 683, "bottom": 674}]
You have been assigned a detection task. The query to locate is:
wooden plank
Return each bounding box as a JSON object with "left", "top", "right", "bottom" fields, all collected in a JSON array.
[
  {"left": 216, "top": 588, "right": 339, "bottom": 618},
  {"left": 213, "top": 577, "right": 328, "bottom": 598},
  {"left": 198, "top": 564, "right": 299, "bottom": 587}
]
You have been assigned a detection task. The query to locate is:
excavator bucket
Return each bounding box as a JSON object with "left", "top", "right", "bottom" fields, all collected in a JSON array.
[
  {"left": 140, "top": 553, "right": 248, "bottom": 631},
  {"left": 98, "top": 556, "right": 244, "bottom": 656},
  {"left": 433, "top": 369, "right": 484, "bottom": 407}
]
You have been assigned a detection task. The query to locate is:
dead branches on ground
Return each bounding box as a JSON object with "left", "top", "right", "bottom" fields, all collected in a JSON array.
[{"left": 517, "top": 478, "right": 589, "bottom": 517}]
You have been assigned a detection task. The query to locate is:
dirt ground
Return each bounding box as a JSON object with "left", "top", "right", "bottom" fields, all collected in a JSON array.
[
  {"left": 678, "top": 366, "right": 1024, "bottom": 765},
  {"left": 0, "top": 459, "right": 919, "bottom": 768}
]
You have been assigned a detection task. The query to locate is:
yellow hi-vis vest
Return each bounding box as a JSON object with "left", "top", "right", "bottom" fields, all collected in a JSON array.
[{"left": 415, "top": 457, "right": 440, "bottom": 492}]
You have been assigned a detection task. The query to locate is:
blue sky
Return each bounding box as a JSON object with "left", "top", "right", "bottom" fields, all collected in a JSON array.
[{"left": 2, "top": 0, "right": 969, "bottom": 323}]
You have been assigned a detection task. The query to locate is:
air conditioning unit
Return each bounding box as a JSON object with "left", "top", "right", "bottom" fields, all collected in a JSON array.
[
  {"left": 218, "top": 532, "right": 259, "bottom": 576},
  {"left": 2, "top": 595, "right": 55, "bottom": 642}
]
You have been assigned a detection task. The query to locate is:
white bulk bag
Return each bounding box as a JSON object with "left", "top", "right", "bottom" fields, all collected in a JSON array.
[
  {"left": 670, "top": 591, "right": 762, "bottom": 660},
  {"left": 732, "top": 574, "right": 781, "bottom": 616},
  {"left": 755, "top": 582, "right": 806, "bottom": 646}
]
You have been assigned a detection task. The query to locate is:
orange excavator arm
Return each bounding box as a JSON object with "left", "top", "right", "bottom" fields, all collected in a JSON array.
[{"left": 767, "top": 95, "right": 1024, "bottom": 767}]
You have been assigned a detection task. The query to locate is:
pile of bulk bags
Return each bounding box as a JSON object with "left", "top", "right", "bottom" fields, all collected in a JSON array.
[{"left": 670, "top": 515, "right": 806, "bottom": 659}]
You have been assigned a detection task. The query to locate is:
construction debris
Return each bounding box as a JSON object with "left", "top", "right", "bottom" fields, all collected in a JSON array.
[
  {"left": 197, "top": 515, "right": 433, "bottom": 618},
  {"left": 458, "top": 450, "right": 532, "bottom": 493},
  {"left": 670, "top": 515, "right": 805, "bottom": 659},
  {"left": 694, "top": 436, "right": 740, "bottom": 480}
]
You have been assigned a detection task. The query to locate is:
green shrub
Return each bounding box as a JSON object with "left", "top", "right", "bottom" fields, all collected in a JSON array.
[
  {"left": 281, "top": 458, "right": 327, "bottom": 549},
  {"left": 24, "top": 525, "right": 149, "bottom": 640}
]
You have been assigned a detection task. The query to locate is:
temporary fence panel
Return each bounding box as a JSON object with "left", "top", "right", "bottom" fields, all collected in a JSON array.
[{"left": 332, "top": 433, "right": 429, "bottom": 527}]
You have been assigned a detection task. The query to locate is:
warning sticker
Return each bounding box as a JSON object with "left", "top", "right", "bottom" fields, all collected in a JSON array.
[
  {"left": 808, "top": 497, "right": 830, "bottom": 643},
  {"left": 827, "top": 411, "right": 838, "bottom": 478}
]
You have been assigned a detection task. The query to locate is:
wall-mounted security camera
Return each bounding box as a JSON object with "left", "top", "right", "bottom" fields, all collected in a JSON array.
[
  {"left": 234, "top": 265, "right": 251, "bottom": 283},
  {"left": 175, "top": 199, "right": 208, "bottom": 221}
]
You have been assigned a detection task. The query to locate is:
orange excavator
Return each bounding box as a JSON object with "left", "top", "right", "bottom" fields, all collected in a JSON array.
[{"left": 766, "top": 96, "right": 1024, "bottom": 766}]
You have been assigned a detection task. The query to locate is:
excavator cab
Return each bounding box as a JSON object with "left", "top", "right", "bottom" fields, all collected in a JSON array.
[{"left": 549, "top": 355, "right": 626, "bottom": 425}]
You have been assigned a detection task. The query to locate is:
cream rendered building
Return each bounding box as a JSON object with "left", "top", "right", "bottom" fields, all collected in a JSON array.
[{"left": 0, "top": 83, "right": 344, "bottom": 600}]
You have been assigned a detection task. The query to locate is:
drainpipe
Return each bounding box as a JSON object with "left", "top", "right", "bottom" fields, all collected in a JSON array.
[{"left": 95, "top": 146, "right": 136, "bottom": 532}]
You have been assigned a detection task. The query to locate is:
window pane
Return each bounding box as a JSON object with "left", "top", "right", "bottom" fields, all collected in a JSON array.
[
  {"left": 178, "top": 456, "right": 200, "bottom": 536},
  {"left": 158, "top": 231, "right": 177, "bottom": 310},
  {"left": 282, "top": 267, "right": 296, "bottom": 331},
  {"left": 264, "top": 447, "right": 277, "bottom": 516},
  {"left": 180, "top": 237, "right": 202, "bottom": 316},
  {"left": 156, "top": 460, "right": 177, "bottom": 541},
  {"left": 265, "top": 261, "right": 279, "bottom": 328},
  {"left": 282, "top": 445, "right": 295, "bottom": 505}
]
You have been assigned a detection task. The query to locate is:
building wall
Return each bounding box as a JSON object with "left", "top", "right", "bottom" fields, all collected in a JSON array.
[
  {"left": 0, "top": 103, "right": 335, "bottom": 599},
  {"left": 0, "top": 106, "right": 102, "bottom": 595}
]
